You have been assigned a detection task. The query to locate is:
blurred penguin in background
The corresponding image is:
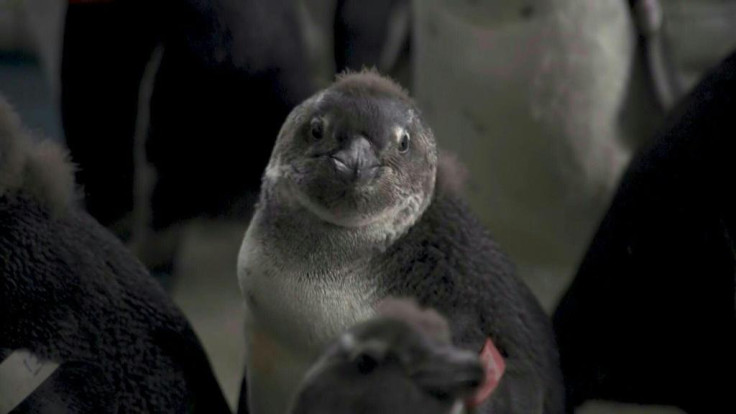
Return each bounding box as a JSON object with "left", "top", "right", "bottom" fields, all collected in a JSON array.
[
  {"left": 411, "top": 0, "right": 663, "bottom": 310},
  {"left": 410, "top": 0, "right": 736, "bottom": 311},
  {"left": 289, "top": 299, "right": 485, "bottom": 414},
  {"left": 0, "top": 0, "right": 66, "bottom": 141},
  {"left": 332, "top": 0, "right": 411, "bottom": 84},
  {"left": 296, "top": 0, "right": 412, "bottom": 90},
  {"left": 553, "top": 50, "right": 736, "bottom": 413},
  {"left": 0, "top": 96, "right": 230, "bottom": 413},
  {"left": 60, "top": 0, "right": 315, "bottom": 275}
]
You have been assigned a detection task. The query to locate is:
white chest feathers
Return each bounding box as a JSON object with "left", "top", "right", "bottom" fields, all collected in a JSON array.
[{"left": 237, "top": 218, "right": 379, "bottom": 414}]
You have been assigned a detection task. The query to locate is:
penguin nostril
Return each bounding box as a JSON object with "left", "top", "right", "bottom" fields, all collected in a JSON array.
[
  {"left": 330, "top": 155, "right": 351, "bottom": 174},
  {"left": 354, "top": 353, "right": 379, "bottom": 374},
  {"left": 329, "top": 135, "right": 379, "bottom": 182},
  {"left": 330, "top": 156, "right": 381, "bottom": 183}
]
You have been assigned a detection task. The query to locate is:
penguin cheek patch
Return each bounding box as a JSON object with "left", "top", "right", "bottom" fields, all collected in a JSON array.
[{"left": 466, "top": 337, "right": 506, "bottom": 408}]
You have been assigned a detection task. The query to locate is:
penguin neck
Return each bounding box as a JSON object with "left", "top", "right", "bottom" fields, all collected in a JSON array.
[
  {"left": 253, "top": 186, "right": 395, "bottom": 265},
  {"left": 254, "top": 179, "right": 436, "bottom": 269}
]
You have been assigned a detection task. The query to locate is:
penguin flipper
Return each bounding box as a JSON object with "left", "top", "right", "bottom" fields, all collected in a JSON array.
[{"left": 8, "top": 359, "right": 117, "bottom": 414}]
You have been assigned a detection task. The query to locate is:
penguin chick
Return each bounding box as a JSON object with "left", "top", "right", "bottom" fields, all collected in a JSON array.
[
  {"left": 0, "top": 96, "right": 230, "bottom": 413},
  {"left": 0, "top": 97, "right": 75, "bottom": 213},
  {"left": 289, "top": 298, "right": 484, "bottom": 414},
  {"left": 238, "top": 69, "right": 564, "bottom": 414}
]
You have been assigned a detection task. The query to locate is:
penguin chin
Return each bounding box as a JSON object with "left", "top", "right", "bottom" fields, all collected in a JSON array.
[
  {"left": 285, "top": 162, "right": 399, "bottom": 228},
  {"left": 293, "top": 187, "right": 390, "bottom": 228}
]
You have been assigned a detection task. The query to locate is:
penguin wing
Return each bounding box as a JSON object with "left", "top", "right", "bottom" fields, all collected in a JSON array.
[{"left": 1, "top": 353, "right": 118, "bottom": 414}]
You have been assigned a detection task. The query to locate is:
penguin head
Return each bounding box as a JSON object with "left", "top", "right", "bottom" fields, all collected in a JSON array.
[
  {"left": 0, "top": 96, "right": 75, "bottom": 211},
  {"left": 264, "top": 70, "right": 438, "bottom": 231},
  {"left": 289, "top": 299, "right": 483, "bottom": 414}
]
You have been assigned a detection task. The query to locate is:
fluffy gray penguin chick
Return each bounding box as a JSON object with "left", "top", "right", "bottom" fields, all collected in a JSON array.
[
  {"left": 238, "top": 70, "right": 564, "bottom": 414},
  {"left": 0, "top": 98, "right": 75, "bottom": 211},
  {"left": 289, "top": 298, "right": 484, "bottom": 414}
]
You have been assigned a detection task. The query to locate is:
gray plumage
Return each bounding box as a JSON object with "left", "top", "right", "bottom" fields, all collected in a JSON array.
[
  {"left": 238, "top": 70, "right": 564, "bottom": 414},
  {"left": 289, "top": 298, "right": 483, "bottom": 414},
  {"left": 0, "top": 97, "right": 229, "bottom": 413}
]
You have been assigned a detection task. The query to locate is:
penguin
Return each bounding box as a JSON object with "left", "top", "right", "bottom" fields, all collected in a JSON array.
[
  {"left": 0, "top": 96, "right": 230, "bottom": 413},
  {"left": 60, "top": 0, "right": 315, "bottom": 274},
  {"left": 553, "top": 50, "right": 736, "bottom": 413},
  {"left": 237, "top": 70, "right": 564, "bottom": 414},
  {"left": 289, "top": 298, "right": 484, "bottom": 414},
  {"left": 408, "top": 0, "right": 666, "bottom": 311},
  {"left": 332, "top": 0, "right": 412, "bottom": 85}
]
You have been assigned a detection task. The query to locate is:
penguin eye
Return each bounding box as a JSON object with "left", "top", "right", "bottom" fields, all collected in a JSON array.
[
  {"left": 310, "top": 118, "right": 324, "bottom": 141},
  {"left": 398, "top": 131, "right": 410, "bottom": 153}
]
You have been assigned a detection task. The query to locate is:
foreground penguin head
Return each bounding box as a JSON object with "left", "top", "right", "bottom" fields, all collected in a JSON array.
[
  {"left": 263, "top": 70, "right": 438, "bottom": 234},
  {"left": 0, "top": 97, "right": 75, "bottom": 211},
  {"left": 289, "top": 298, "right": 484, "bottom": 414}
]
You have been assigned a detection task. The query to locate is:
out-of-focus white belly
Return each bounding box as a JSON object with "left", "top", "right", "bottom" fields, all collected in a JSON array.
[{"left": 238, "top": 226, "right": 377, "bottom": 414}]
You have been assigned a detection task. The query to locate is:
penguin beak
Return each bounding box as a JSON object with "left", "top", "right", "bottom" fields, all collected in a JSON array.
[
  {"left": 410, "top": 349, "right": 485, "bottom": 399},
  {"left": 330, "top": 136, "right": 380, "bottom": 184}
]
